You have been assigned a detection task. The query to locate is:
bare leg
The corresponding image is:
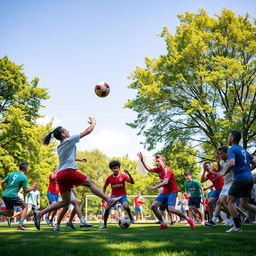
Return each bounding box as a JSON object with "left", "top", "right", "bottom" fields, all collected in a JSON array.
[
  {"left": 151, "top": 201, "right": 163, "bottom": 222},
  {"left": 81, "top": 179, "right": 113, "bottom": 203}
]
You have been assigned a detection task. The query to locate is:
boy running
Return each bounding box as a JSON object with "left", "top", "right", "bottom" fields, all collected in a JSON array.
[
  {"left": 184, "top": 171, "right": 204, "bottom": 225},
  {"left": 220, "top": 130, "right": 256, "bottom": 232},
  {"left": 200, "top": 162, "right": 224, "bottom": 221},
  {"left": 138, "top": 152, "right": 195, "bottom": 230},
  {"left": 0, "top": 162, "right": 38, "bottom": 230},
  {"left": 99, "top": 160, "right": 134, "bottom": 228}
]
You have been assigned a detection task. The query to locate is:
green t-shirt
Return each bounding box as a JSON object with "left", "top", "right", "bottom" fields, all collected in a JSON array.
[
  {"left": 184, "top": 179, "right": 202, "bottom": 198},
  {"left": 3, "top": 172, "right": 28, "bottom": 198}
]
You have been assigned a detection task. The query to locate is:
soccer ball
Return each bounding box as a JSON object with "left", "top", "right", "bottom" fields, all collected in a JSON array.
[
  {"left": 118, "top": 216, "right": 131, "bottom": 229},
  {"left": 95, "top": 82, "right": 110, "bottom": 97}
]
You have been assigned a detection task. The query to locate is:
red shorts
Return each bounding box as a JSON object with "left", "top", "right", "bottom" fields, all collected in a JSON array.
[{"left": 57, "top": 168, "right": 87, "bottom": 194}]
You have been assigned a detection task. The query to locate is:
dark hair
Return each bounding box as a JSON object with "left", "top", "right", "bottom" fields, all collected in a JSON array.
[
  {"left": 229, "top": 130, "right": 241, "bottom": 143},
  {"left": 203, "top": 161, "right": 211, "bottom": 166},
  {"left": 20, "top": 162, "right": 28, "bottom": 171},
  {"left": 217, "top": 145, "right": 228, "bottom": 153},
  {"left": 43, "top": 126, "right": 64, "bottom": 145},
  {"left": 109, "top": 160, "right": 121, "bottom": 169},
  {"left": 184, "top": 171, "right": 191, "bottom": 176}
]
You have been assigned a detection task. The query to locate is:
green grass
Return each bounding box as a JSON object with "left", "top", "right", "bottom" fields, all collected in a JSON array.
[{"left": 0, "top": 222, "right": 256, "bottom": 256}]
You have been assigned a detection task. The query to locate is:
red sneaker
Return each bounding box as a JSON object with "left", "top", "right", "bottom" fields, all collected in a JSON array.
[
  {"left": 187, "top": 217, "right": 195, "bottom": 230},
  {"left": 158, "top": 224, "right": 168, "bottom": 229}
]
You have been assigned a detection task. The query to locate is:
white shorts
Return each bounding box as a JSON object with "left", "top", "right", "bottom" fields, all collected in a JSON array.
[
  {"left": 220, "top": 183, "right": 232, "bottom": 196},
  {"left": 27, "top": 203, "right": 34, "bottom": 211}
]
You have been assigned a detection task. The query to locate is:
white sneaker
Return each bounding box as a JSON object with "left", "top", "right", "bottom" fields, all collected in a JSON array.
[
  {"left": 201, "top": 221, "right": 205, "bottom": 226},
  {"left": 99, "top": 224, "right": 106, "bottom": 229},
  {"left": 226, "top": 226, "right": 243, "bottom": 232},
  {"left": 54, "top": 226, "right": 64, "bottom": 232}
]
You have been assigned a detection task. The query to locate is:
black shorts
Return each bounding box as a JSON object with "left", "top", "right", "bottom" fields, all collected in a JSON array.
[
  {"left": 228, "top": 180, "right": 254, "bottom": 198},
  {"left": 3, "top": 196, "right": 24, "bottom": 211}
]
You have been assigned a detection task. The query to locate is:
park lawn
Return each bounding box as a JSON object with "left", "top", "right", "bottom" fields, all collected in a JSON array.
[{"left": 0, "top": 222, "right": 255, "bottom": 256}]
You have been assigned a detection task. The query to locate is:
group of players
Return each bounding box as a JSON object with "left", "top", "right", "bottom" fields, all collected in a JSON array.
[{"left": 0, "top": 117, "right": 255, "bottom": 233}]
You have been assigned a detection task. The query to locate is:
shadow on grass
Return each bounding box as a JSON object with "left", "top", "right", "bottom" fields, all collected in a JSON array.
[{"left": 0, "top": 223, "right": 256, "bottom": 256}]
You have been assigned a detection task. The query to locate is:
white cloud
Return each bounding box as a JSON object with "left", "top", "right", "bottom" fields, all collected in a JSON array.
[
  {"left": 36, "top": 116, "right": 62, "bottom": 127},
  {"left": 78, "top": 129, "right": 130, "bottom": 151}
]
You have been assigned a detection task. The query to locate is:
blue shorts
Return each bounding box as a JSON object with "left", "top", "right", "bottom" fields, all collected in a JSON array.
[
  {"left": 47, "top": 192, "right": 59, "bottom": 203},
  {"left": 108, "top": 196, "right": 128, "bottom": 207},
  {"left": 159, "top": 200, "right": 168, "bottom": 211},
  {"left": 156, "top": 192, "right": 178, "bottom": 207},
  {"left": 134, "top": 206, "right": 142, "bottom": 213},
  {"left": 211, "top": 189, "right": 222, "bottom": 199},
  {"left": 188, "top": 197, "right": 201, "bottom": 208}
]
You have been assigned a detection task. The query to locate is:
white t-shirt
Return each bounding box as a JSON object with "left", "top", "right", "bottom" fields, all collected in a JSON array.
[
  {"left": 220, "top": 160, "right": 233, "bottom": 185},
  {"left": 57, "top": 134, "right": 80, "bottom": 172}
]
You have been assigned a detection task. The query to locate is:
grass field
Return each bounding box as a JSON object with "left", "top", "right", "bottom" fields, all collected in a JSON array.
[{"left": 0, "top": 222, "right": 256, "bottom": 256}]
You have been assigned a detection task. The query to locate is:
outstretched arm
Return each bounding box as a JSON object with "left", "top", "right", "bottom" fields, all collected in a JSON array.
[
  {"left": 80, "top": 117, "right": 96, "bottom": 139},
  {"left": 137, "top": 152, "right": 154, "bottom": 172}
]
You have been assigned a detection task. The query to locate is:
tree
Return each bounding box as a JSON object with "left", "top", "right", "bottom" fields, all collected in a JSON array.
[
  {"left": 125, "top": 9, "right": 256, "bottom": 160},
  {"left": 0, "top": 57, "right": 57, "bottom": 206}
]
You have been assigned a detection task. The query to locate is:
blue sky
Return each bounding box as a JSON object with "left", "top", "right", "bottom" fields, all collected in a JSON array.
[{"left": 1, "top": 0, "right": 255, "bottom": 159}]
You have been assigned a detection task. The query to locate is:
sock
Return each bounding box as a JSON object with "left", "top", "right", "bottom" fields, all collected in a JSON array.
[
  {"left": 79, "top": 218, "right": 85, "bottom": 223},
  {"left": 185, "top": 216, "right": 189, "bottom": 221},
  {"left": 55, "top": 224, "right": 60, "bottom": 229},
  {"left": 233, "top": 217, "right": 241, "bottom": 228},
  {"left": 212, "top": 217, "right": 217, "bottom": 223},
  {"left": 160, "top": 220, "right": 166, "bottom": 225},
  {"left": 19, "top": 220, "right": 24, "bottom": 225}
]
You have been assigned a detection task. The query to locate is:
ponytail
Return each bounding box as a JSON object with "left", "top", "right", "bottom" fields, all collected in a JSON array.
[
  {"left": 43, "top": 126, "right": 64, "bottom": 145},
  {"left": 43, "top": 131, "right": 54, "bottom": 145}
]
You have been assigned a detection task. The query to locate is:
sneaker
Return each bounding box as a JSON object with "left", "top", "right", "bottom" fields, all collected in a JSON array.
[
  {"left": 80, "top": 222, "right": 93, "bottom": 228},
  {"left": 33, "top": 210, "right": 41, "bottom": 230},
  {"left": 17, "top": 225, "right": 29, "bottom": 231},
  {"left": 108, "top": 196, "right": 122, "bottom": 207},
  {"left": 54, "top": 226, "right": 64, "bottom": 232},
  {"left": 99, "top": 224, "right": 107, "bottom": 229},
  {"left": 7, "top": 217, "right": 13, "bottom": 226},
  {"left": 158, "top": 224, "right": 168, "bottom": 229},
  {"left": 201, "top": 221, "right": 205, "bottom": 226},
  {"left": 45, "top": 216, "right": 51, "bottom": 225},
  {"left": 205, "top": 220, "right": 215, "bottom": 227},
  {"left": 49, "top": 219, "right": 55, "bottom": 228},
  {"left": 187, "top": 217, "right": 195, "bottom": 230},
  {"left": 130, "top": 216, "right": 135, "bottom": 224},
  {"left": 66, "top": 222, "right": 77, "bottom": 229},
  {"left": 226, "top": 226, "right": 243, "bottom": 232}
]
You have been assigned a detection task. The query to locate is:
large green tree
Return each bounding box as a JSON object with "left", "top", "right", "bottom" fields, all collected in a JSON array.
[
  {"left": 0, "top": 57, "right": 57, "bottom": 204},
  {"left": 125, "top": 9, "right": 256, "bottom": 159}
]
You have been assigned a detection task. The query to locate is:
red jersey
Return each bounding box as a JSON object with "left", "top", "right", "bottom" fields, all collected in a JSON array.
[
  {"left": 134, "top": 196, "right": 144, "bottom": 207},
  {"left": 152, "top": 166, "right": 179, "bottom": 194},
  {"left": 47, "top": 174, "right": 60, "bottom": 194},
  {"left": 104, "top": 173, "right": 130, "bottom": 197},
  {"left": 206, "top": 168, "right": 224, "bottom": 190}
]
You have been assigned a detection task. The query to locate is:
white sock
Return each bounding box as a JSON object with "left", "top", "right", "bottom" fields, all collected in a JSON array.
[
  {"left": 185, "top": 216, "right": 189, "bottom": 221},
  {"left": 212, "top": 217, "right": 217, "bottom": 223},
  {"left": 80, "top": 218, "right": 85, "bottom": 223},
  {"left": 160, "top": 220, "right": 166, "bottom": 225}
]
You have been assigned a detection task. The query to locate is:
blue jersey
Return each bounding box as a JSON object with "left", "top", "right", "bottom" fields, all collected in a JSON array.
[{"left": 228, "top": 145, "right": 253, "bottom": 181}]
